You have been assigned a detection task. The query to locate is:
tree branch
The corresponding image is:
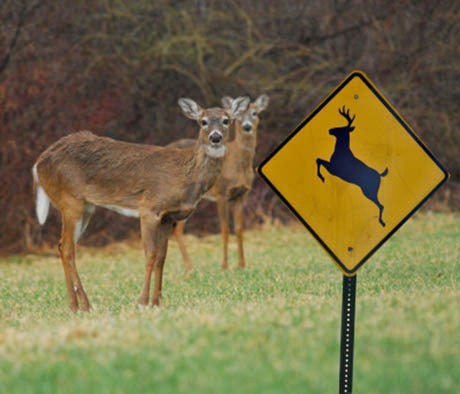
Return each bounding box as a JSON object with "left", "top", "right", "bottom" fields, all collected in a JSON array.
[{"left": 0, "top": 1, "right": 41, "bottom": 76}]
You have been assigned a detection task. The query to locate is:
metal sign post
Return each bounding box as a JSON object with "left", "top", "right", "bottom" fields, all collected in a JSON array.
[{"left": 339, "top": 275, "right": 357, "bottom": 394}]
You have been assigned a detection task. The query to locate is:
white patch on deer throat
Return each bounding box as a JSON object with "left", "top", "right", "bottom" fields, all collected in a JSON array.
[
  {"left": 99, "top": 204, "right": 139, "bottom": 218},
  {"left": 206, "top": 145, "right": 226, "bottom": 158}
]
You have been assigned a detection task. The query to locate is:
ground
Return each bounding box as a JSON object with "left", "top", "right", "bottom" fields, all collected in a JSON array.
[{"left": 0, "top": 213, "right": 459, "bottom": 394}]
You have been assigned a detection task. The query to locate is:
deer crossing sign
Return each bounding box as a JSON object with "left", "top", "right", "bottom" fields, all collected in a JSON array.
[{"left": 258, "top": 71, "right": 448, "bottom": 275}]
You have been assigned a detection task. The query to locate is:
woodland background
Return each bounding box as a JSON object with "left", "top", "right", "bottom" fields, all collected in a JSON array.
[{"left": 0, "top": 0, "right": 458, "bottom": 254}]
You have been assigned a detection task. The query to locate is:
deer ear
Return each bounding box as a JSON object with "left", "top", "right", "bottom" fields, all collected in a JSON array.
[
  {"left": 228, "top": 96, "right": 250, "bottom": 119},
  {"left": 221, "top": 96, "right": 233, "bottom": 110},
  {"left": 255, "top": 94, "right": 269, "bottom": 113},
  {"left": 178, "top": 98, "right": 203, "bottom": 120}
]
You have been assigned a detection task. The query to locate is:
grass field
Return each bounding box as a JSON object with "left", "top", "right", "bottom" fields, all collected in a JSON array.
[{"left": 0, "top": 213, "right": 459, "bottom": 394}]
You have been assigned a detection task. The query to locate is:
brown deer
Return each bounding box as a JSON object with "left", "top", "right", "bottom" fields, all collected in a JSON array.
[
  {"left": 32, "top": 96, "right": 250, "bottom": 311},
  {"left": 170, "top": 94, "right": 269, "bottom": 271}
]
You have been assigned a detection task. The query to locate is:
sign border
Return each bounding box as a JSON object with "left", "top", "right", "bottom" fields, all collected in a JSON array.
[{"left": 257, "top": 70, "right": 449, "bottom": 276}]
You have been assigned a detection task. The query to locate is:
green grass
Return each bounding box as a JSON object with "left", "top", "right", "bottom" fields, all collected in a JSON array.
[{"left": 0, "top": 213, "right": 459, "bottom": 394}]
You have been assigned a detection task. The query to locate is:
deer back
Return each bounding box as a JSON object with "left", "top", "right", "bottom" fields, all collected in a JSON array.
[{"left": 36, "top": 131, "right": 209, "bottom": 209}]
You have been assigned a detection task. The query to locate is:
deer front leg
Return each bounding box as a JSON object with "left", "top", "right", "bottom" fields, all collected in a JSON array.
[
  {"left": 217, "top": 197, "right": 230, "bottom": 270},
  {"left": 139, "top": 213, "right": 173, "bottom": 307},
  {"left": 138, "top": 214, "right": 160, "bottom": 306},
  {"left": 316, "top": 158, "right": 327, "bottom": 182},
  {"left": 138, "top": 256, "right": 155, "bottom": 307},
  {"left": 173, "top": 220, "right": 193, "bottom": 273},
  {"left": 151, "top": 220, "right": 173, "bottom": 306},
  {"left": 233, "top": 196, "right": 246, "bottom": 269}
]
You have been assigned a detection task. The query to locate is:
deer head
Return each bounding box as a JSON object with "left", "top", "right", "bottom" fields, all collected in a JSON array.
[
  {"left": 222, "top": 94, "right": 269, "bottom": 135},
  {"left": 329, "top": 106, "right": 356, "bottom": 137},
  {"left": 179, "top": 96, "right": 250, "bottom": 157}
]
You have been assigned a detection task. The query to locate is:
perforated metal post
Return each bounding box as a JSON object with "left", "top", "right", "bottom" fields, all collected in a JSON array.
[{"left": 339, "top": 275, "right": 357, "bottom": 394}]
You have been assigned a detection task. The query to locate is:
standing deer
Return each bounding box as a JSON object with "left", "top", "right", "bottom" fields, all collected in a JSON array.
[
  {"left": 316, "top": 106, "right": 388, "bottom": 227},
  {"left": 32, "top": 96, "right": 250, "bottom": 311},
  {"left": 170, "top": 94, "right": 269, "bottom": 271}
]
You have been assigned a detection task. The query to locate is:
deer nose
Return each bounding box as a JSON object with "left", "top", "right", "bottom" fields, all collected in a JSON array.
[
  {"left": 243, "top": 123, "right": 252, "bottom": 132},
  {"left": 209, "top": 131, "right": 223, "bottom": 144}
]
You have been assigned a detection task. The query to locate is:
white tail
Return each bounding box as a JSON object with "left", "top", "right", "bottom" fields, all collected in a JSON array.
[{"left": 32, "top": 163, "right": 50, "bottom": 225}]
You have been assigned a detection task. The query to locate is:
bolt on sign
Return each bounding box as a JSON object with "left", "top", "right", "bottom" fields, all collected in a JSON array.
[{"left": 258, "top": 71, "right": 448, "bottom": 276}]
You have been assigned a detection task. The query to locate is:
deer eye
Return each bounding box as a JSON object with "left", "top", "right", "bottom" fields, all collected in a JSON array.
[
  {"left": 201, "top": 119, "right": 208, "bottom": 127},
  {"left": 252, "top": 111, "right": 257, "bottom": 117},
  {"left": 222, "top": 118, "right": 229, "bottom": 126}
]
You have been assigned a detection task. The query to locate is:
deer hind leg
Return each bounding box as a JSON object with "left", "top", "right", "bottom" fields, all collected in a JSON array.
[
  {"left": 59, "top": 204, "right": 91, "bottom": 311},
  {"left": 233, "top": 196, "right": 246, "bottom": 269},
  {"left": 173, "top": 220, "right": 192, "bottom": 273},
  {"left": 58, "top": 235, "right": 78, "bottom": 312},
  {"left": 369, "top": 196, "right": 386, "bottom": 227},
  {"left": 217, "top": 197, "right": 230, "bottom": 270},
  {"left": 377, "top": 202, "right": 385, "bottom": 227},
  {"left": 361, "top": 184, "right": 386, "bottom": 227}
]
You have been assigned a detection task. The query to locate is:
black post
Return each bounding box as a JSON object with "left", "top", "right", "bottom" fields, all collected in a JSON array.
[{"left": 339, "top": 274, "right": 357, "bottom": 394}]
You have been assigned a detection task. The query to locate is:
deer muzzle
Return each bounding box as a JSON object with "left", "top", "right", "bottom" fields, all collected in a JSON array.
[
  {"left": 243, "top": 122, "right": 253, "bottom": 133},
  {"left": 209, "top": 130, "right": 223, "bottom": 145}
]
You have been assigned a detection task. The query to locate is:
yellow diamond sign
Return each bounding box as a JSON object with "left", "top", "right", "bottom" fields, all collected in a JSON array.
[{"left": 258, "top": 71, "right": 448, "bottom": 276}]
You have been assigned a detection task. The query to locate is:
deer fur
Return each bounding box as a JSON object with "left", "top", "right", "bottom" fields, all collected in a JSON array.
[
  {"left": 170, "top": 94, "right": 269, "bottom": 271},
  {"left": 32, "top": 96, "right": 250, "bottom": 311}
]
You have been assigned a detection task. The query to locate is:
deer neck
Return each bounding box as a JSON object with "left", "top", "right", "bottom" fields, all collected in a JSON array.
[
  {"left": 335, "top": 134, "right": 351, "bottom": 152},
  {"left": 222, "top": 131, "right": 256, "bottom": 177},
  {"left": 234, "top": 126, "right": 256, "bottom": 156},
  {"left": 188, "top": 140, "right": 225, "bottom": 198}
]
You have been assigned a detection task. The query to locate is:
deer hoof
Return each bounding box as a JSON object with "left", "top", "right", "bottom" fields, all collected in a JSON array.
[{"left": 79, "top": 303, "right": 91, "bottom": 312}]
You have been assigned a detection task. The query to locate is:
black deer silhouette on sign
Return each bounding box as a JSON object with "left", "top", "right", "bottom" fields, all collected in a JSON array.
[{"left": 316, "top": 106, "right": 388, "bottom": 227}]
